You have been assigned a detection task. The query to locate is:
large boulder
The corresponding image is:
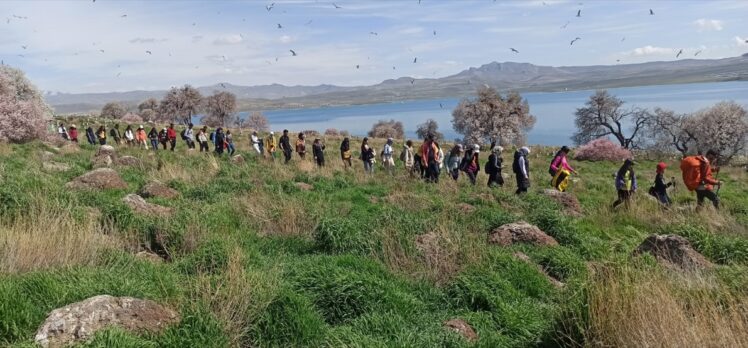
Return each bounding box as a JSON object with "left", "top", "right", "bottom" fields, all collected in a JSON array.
[
  {"left": 122, "top": 194, "right": 173, "bottom": 216},
  {"left": 96, "top": 145, "right": 116, "bottom": 158},
  {"left": 542, "top": 189, "right": 583, "bottom": 217},
  {"left": 138, "top": 181, "right": 179, "bottom": 199},
  {"left": 92, "top": 155, "right": 113, "bottom": 168},
  {"left": 115, "top": 156, "right": 142, "bottom": 167},
  {"left": 487, "top": 221, "right": 558, "bottom": 247},
  {"left": 634, "top": 234, "right": 713, "bottom": 270},
  {"left": 443, "top": 319, "right": 478, "bottom": 342},
  {"left": 34, "top": 295, "right": 179, "bottom": 348},
  {"left": 66, "top": 168, "right": 127, "bottom": 190}
]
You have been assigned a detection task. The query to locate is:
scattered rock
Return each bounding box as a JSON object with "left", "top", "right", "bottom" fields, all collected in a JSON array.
[
  {"left": 92, "top": 155, "right": 113, "bottom": 168},
  {"left": 40, "top": 151, "right": 56, "bottom": 162},
  {"left": 542, "top": 189, "right": 583, "bottom": 217},
  {"left": 487, "top": 221, "right": 558, "bottom": 247},
  {"left": 457, "top": 203, "right": 476, "bottom": 214},
  {"left": 294, "top": 182, "right": 313, "bottom": 191},
  {"left": 66, "top": 168, "right": 128, "bottom": 190},
  {"left": 633, "top": 234, "right": 713, "bottom": 270},
  {"left": 34, "top": 295, "right": 179, "bottom": 348},
  {"left": 96, "top": 145, "right": 116, "bottom": 158},
  {"left": 115, "top": 156, "right": 142, "bottom": 167},
  {"left": 138, "top": 181, "right": 179, "bottom": 199},
  {"left": 135, "top": 250, "right": 164, "bottom": 263},
  {"left": 42, "top": 162, "right": 71, "bottom": 172},
  {"left": 512, "top": 252, "right": 565, "bottom": 288},
  {"left": 122, "top": 194, "right": 173, "bottom": 217},
  {"left": 231, "top": 154, "right": 245, "bottom": 164},
  {"left": 443, "top": 319, "right": 478, "bottom": 342}
]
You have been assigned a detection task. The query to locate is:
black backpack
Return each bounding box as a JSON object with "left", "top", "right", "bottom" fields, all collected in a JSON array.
[
  {"left": 180, "top": 129, "right": 187, "bottom": 140},
  {"left": 512, "top": 151, "right": 522, "bottom": 174}
]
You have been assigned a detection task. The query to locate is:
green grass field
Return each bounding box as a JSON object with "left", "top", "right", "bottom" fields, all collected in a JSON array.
[{"left": 0, "top": 133, "right": 746, "bottom": 347}]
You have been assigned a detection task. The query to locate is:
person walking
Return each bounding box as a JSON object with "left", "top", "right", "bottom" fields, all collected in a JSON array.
[
  {"left": 401, "top": 140, "right": 415, "bottom": 177},
  {"left": 421, "top": 134, "right": 440, "bottom": 183},
  {"left": 313, "top": 138, "right": 326, "bottom": 167},
  {"left": 612, "top": 159, "right": 637, "bottom": 209},
  {"left": 279, "top": 129, "right": 292, "bottom": 164},
  {"left": 340, "top": 137, "right": 352, "bottom": 168},
  {"left": 58, "top": 123, "right": 69, "bottom": 140},
  {"left": 681, "top": 149, "right": 721, "bottom": 209},
  {"left": 198, "top": 127, "right": 209, "bottom": 152},
  {"left": 446, "top": 144, "right": 463, "bottom": 181},
  {"left": 512, "top": 146, "right": 531, "bottom": 194},
  {"left": 650, "top": 162, "right": 674, "bottom": 206},
  {"left": 460, "top": 145, "right": 480, "bottom": 185},
  {"left": 549, "top": 146, "right": 577, "bottom": 192},
  {"left": 148, "top": 127, "right": 159, "bottom": 150},
  {"left": 135, "top": 125, "right": 147, "bottom": 149},
  {"left": 183, "top": 123, "right": 196, "bottom": 149},
  {"left": 214, "top": 128, "right": 226, "bottom": 156},
  {"left": 486, "top": 146, "right": 505, "bottom": 187},
  {"left": 435, "top": 142, "right": 445, "bottom": 179},
  {"left": 124, "top": 125, "right": 134, "bottom": 146},
  {"left": 296, "top": 132, "right": 307, "bottom": 159},
  {"left": 85, "top": 125, "right": 96, "bottom": 145},
  {"left": 382, "top": 138, "right": 395, "bottom": 175},
  {"left": 167, "top": 123, "right": 177, "bottom": 151},
  {"left": 96, "top": 126, "right": 107, "bottom": 145},
  {"left": 251, "top": 131, "right": 262, "bottom": 155},
  {"left": 109, "top": 124, "right": 122, "bottom": 145},
  {"left": 265, "top": 131, "right": 277, "bottom": 160},
  {"left": 67, "top": 124, "right": 78, "bottom": 143},
  {"left": 225, "top": 129, "right": 235, "bottom": 156},
  {"left": 361, "top": 137, "right": 375, "bottom": 174}
]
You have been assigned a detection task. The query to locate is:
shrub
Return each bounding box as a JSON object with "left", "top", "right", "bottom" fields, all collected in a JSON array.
[
  {"left": 324, "top": 128, "right": 339, "bottom": 136},
  {"left": 368, "top": 119, "right": 404, "bottom": 139},
  {"left": 573, "top": 138, "right": 632, "bottom": 161},
  {"left": 340, "top": 130, "right": 350, "bottom": 137},
  {"left": 120, "top": 113, "right": 144, "bottom": 124},
  {"left": 246, "top": 111, "right": 269, "bottom": 132},
  {"left": 0, "top": 65, "right": 51, "bottom": 143},
  {"left": 301, "top": 130, "right": 320, "bottom": 137},
  {"left": 100, "top": 102, "right": 127, "bottom": 119}
]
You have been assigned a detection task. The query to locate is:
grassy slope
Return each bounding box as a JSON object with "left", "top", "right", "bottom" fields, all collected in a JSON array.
[{"left": 0, "top": 135, "right": 746, "bottom": 347}]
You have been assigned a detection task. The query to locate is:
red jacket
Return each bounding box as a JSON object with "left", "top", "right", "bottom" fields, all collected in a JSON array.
[
  {"left": 68, "top": 128, "right": 78, "bottom": 141},
  {"left": 420, "top": 141, "right": 438, "bottom": 167},
  {"left": 167, "top": 128, "right": 177, "bottom": 140},
  {"left": 697, "top": 156, "right": 719, "bottom": 191}
]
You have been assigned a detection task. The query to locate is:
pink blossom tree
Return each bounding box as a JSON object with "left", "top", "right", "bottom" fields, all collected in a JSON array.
[
  {"left": 0, "top": 65, "right": 51, "bottom": 143},
  {"left": 573, "top": 138, "right": 633, "bottom": 162}
]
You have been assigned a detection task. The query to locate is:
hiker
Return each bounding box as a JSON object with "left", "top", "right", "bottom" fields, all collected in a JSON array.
[
  {"left": 214, "top": 128, "right": 225, "bottom": 156},
  {"left": 157, "top": 128, "right": 168, "bottom": 149},
  {"left": 340, "top": 137, "right": 352, "bottom": 168},
  {"left": 436, "top": 142, "right": 445, "bottom": 176},
  {"left": 279, "top": 129, "right": 292, "bottom": 164},
  {"left": 382, "top": 138, "right": 395, "bottom": 175},
  {"left": 183, "top": 123, "right": 195, "bottom": 149},
  {"left": 681, "top": 150, "right": 721, "bottom": 209},
  {"left": 296, "top": 132, "right": 307, "bottom": 159},
  {"left": 198, "top": 127, "right": 209, "bottom": 152},
  {"left": 225, "top": 129, "right": 235, "bottom": 156},
  {"left": 421, "top": 134, "right": 440, "bottom": 183},
  {"left": 251, "top": 131, "right": 262, "bottom": 155},
  {"left": 446, "top": 144, "right": 463, "bottom": 181},
  {"left": 549, "top": 146, "right": 577, "bottom": 192},
  {"left": 124, "top": 125, "right": 134, "bottom": 146},
  {"left": 148, "top": 127, "right": 159, "bottom": 150},
  {"left": 460, "top": 144, "right": 480, "bottom": 185},
  {"left": 96, "top": 126, "right": 107, "bottom": 145},
  {"left": 313, "top": 138, "right": 326, "bottom": 167},
  {"left": 401, "top": 140, "right": 415, "bottom": 177},
  {"left": 210, "top": 129, "right": 216, "bottom": 148},
  {"left": 650, "top": 162, "right": 674, "bottom": 206},
  {"left": 58, "top": 123, "right": 69, "bottom": 140},
  {"left": 512, "top": 146, "right": 531, "bottom": 194},
  {"left": 361, "top": 137, "right": 375, "bottom": 174},
  {"left": 109, "top": 124, "right": 121, "bottom": 145},
  {"left": 85, "top": 126, "right": 96, "bottom": 145},
  {"left": 265, "top": 132, "right": 277, "bottom": 160},
  {"left": 612, "top": 159, "right": 637, "bottom": 209},
  {"left": 167, "top": 124, "right": 177, "bottom": 151},
  {"left": 486, "top": 146, "right": 505, "bottom": 187},
  {"left": 135, "top": 125, "right": 147, "bottom": 149},
  {"left": 68, "top": 125, "right": 78, "bottom": 143}
]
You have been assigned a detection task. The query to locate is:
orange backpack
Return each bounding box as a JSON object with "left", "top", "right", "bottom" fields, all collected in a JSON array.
[{"left": 680, "top": 156, "right": 703, "bottom": 192}]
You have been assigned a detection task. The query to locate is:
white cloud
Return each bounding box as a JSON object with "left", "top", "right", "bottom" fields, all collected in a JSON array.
[
  {"left": 736, "top": 36, "right": 748, "bottom": 47},
  {"left": 694, "top": 19, "right": 724, "bottom": 32},
  {"left": 626, "top": 45, "right": 675, "bottom": 56},
  {"left": 279, "top": 35, "right": 293, "bottom": 44},
  {"left": 213, "top": 34, "right": 243, "bottom": 45}
]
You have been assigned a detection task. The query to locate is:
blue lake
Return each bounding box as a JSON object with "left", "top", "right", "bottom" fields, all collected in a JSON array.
[{"left": 226, "top": 81, "right": 748, "bottom": 146}]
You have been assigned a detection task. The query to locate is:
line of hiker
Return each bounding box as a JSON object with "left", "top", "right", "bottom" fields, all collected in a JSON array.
[{"left": 54, "top": 122, "right": 726, "bottom": 209}]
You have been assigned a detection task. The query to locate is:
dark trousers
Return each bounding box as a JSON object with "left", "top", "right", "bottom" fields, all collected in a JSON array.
[
  {"left": 150, "top": 139, "right": 159, "bottom": 150},
  {"left": 612, "top": 190, "right": 632, "bottom": 208},
  {"left": 160, "top": 141, "right": 167, "bottom": 150},
  {"left": 488, "top": 172, "right": 504, "bottom": 187},
  {"left": 515, "top": 175, "right": 528, "bottom": 194},
  {"left": 98, "top": 139, "right": 106, "bottom": 145},
  {"left": 199, "top": 141, "right": 208, "bottom": 152},
  {"left": 696, "top": 189, "right": 719, "bottom": 209},
  {"left": 655, "top": 192, "right": 671, "bottom": 206},
  {"left": 284, "top": 150, "right": 292, "bottom": 164},
  {"left": 426, "top": 161, "right": 439, "bottom": 183},
  {"left": 170, "top": 139, "right": 176, "bottom": 151},
  {"left": 316, "top": 158, "right": 325, "bottom": 167},
  {"left": 466, "top": 170, "right": 477, "bottom": 185},
  {"left": 186, "top": 139, "right": 195, "bottom": 149},
  {"left": 451, "top": 168, "right": 459, "bottom": 181}
]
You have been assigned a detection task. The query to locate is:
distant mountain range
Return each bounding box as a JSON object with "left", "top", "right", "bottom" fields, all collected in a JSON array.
[{"left": 48, "top": 54, "right": 748, "bottom": 114}]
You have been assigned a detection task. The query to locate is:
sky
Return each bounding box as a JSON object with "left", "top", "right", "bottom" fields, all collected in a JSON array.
[{"left": 1, "top": 0, "right": 747, "bottom": 94}]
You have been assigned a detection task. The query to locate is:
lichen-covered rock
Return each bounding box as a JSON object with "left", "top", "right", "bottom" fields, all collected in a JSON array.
[
  {"left": 634, "top": 234, "right": 713, "bottom": 270},
  {"left": 34, "top": 295, "right": 179, "bottom": 348},
  {"left": 96, "top": 145, "right": 116, "bottom": 158},
  {"left": 138, "top": 181, "right": 179, "bottom": 199},
  {"left": 488, "top": 221, "right": 558, "bottom": 247},
  {"left": 542, "top": 189, "right": 583, "bottom": 217},
  {"left": 115, "top": 156, "right": 142, "bottom": 167},
  {"left": 92, "top": 154, "right": 113, "bottom": 168},
  {"left": 122, "top": 194, "right": 173, "bottom": 216},
  {"left": 66, "top": 168, "right": 127, "bottom": 190},
  {"left": 444, "top": 319, "right": 478, "bottom": 342}
]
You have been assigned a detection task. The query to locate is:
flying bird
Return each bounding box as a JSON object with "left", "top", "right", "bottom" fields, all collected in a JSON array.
[
  {"left": 439, "top": 103, "right": 443, "bottom": 109},
  {"left": 116, "top": 72, "right": 121, "bottom": 77},
  {"left": 676, "top": 49, "right": 683, "bottom": 58},
  {"left": 290, "top": 49, "right": 297, "bottom": 56},
  {"left": 576, "top": 9, "right": 581, "bottom": 17},
  {"left": 410, "top": 79, "right": 415, "bottom": 85},
  {"left": 621, "top": 37, "right": 626, "bottom": 42},
  {"left": 649, "top": 9, "right": 654, "bottom": 15},
  {"left": 266, "top": 3, "right": 274, "bottom": 11},
  {"left": 694, "top": 50, "right": 702, "bottom": 56},
  {"left": 570, "top": 37, "right": 581, "bottom": 45},
  {"left": 413, "top": 57, "right": 417, "bottom": 63},
  {"left": 277, "top": 23, "right": 282, "bottom": 29},
  {"left": 305, "top": 20, "right": 313, "bottom": 25},
  {"left": 21, "top": 45, "right": 27, "bottom": 49},
  {"left": 99, "top": 49, "right": 105, "bottom": 53},
  {"left": 145, "top": 50, "right": 152, "bottom": 55},
  {"left": 356, "top": 65, "right": 360, "bottom": 69},
  {"left": 369, "top": 31, "right": 378, "bottom": 36},
  {"left": 121, "top": 14, "right": 127, "bottom": 18},
  {"left": 561, "top": 21, "right": 569, "bottom": 29},
  {"left": 392, "top": 66, "right": 396, "bottom": 70},
  {"left": 433, "top": 30, "right": 436, "bottom": 36},
  {"left": 220, "top": 83, "right": 226, "bottom": 88},
  {"left": 510, "top": 48, "right": 519, "bottom": 53},
  {"left": 333, "top": 3, "right": 342, "bottom": 9}
]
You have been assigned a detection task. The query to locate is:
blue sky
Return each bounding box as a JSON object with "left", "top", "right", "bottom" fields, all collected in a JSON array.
[{"left": 1, "top": 0, "right": 747, "bottom": 93}]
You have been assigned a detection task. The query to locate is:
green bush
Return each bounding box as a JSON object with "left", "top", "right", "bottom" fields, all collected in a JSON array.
[{"left": 251, "top": 289, "right": 327, "bottom": 347}]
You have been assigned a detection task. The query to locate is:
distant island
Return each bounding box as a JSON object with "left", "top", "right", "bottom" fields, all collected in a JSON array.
[{"left": 48, "top": 54, "right": 748, "bottom": 114}]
